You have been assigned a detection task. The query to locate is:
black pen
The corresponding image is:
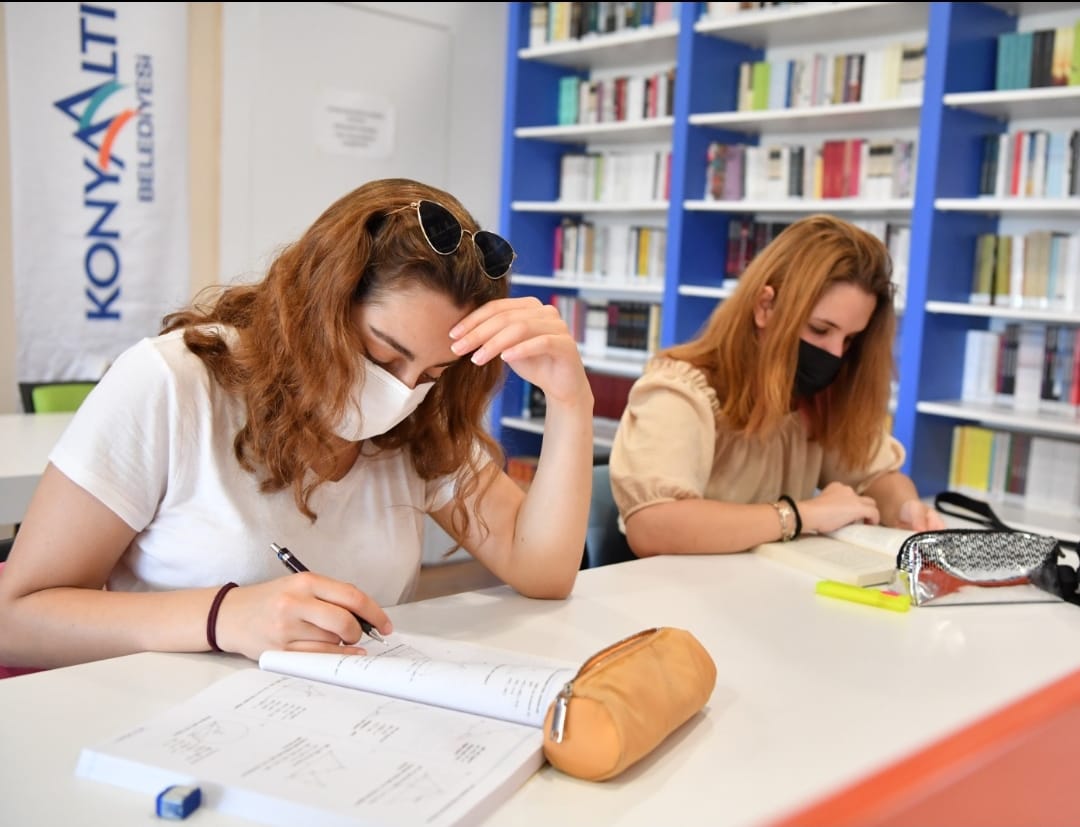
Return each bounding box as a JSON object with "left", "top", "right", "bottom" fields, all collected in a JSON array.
[{"left": 270, "top": 542, "right": 384, "bottom": 643}]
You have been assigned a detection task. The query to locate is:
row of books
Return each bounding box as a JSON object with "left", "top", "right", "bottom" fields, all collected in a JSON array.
[
  {"left": 721, "top": 218, "right": 909, "bottom": 301},
  {"left": 735, "top": 42, "right": 926, "bottom": 112},
  {"left": 872, "top": 222, "right": 911, "bottom": 310},
  {"left": 528, "top": 2, "right": 680, "bottom": 49},
  {"left": 994, "top": 21, "right": 1080, "bottom": 91},
  {"left": 520, "top": 380, "right": 548, "bottom": 419},
  {"left": 961, "top": 323, "right": 1080, "bottom": 416},
  {"left": 978, "top": 129, "right": 1080, "bottom": 200},
  {"left": 703, "top": 138, "right": 916, "bottom": 202},
  {"left": 703, "top": 1, "right": 803, "bottom": 15},
  {"left": 559, "top": 149, "right": 672, "bottom": 203},
  {"left": 557, "top": 67, "right": 676, "bottom": 127},
  {"left": 948, "top": 425, "right": 1080, "bottom": 517},
  {"left": 970, "top": 231, "right": 1080, "bottom": 311},
  {"left": 553, "top": 219, "right": 666, "bottom": 283},
  {"left": 550, "top": 295, "right": 662, "bottom": 359},
  {"left": 586, "top": 371, "right": 636, "bottom": 421},
  {"left": 518, "top": 370, "right": 636, "bottom": 424},
  {"left": 723, "top": 219, "right": 790, "bottom": 283}
]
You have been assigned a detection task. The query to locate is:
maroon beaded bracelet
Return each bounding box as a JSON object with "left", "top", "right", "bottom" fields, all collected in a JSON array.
[{"left": 206, "top": 582, "right": 238, "bottom": 653}]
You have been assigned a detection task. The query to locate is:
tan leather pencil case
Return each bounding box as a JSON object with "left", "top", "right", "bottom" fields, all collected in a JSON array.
[{"left": 542, "top": 626, "right": 717, "bottom": 781}]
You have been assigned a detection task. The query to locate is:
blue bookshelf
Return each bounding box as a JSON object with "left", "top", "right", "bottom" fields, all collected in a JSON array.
[
  {"left": 892, "top": 2, "right": 1015, "bottom": 495},
  {"left": 495, "top": 2, "right": 1080, "bottom": 532},
  {"left": 906, "top": 2, "right": 1080, "bottom": 537}
]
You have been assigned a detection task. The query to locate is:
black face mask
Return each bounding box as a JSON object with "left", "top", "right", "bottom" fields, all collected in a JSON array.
[{"left": 794, "top": 339, "right": 843, "bottom": 398}]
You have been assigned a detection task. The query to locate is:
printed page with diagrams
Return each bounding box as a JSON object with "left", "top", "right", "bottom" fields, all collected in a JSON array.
[{"left": 76, "top": 633, "right": 578, "bottom": 827}]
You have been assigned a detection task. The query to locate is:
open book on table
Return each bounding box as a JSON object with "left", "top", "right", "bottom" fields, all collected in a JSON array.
[
  {"left": 76, "top": 632, "right": 577, "bottom": 827},
  {"left": 754, "top": 523, "right": 914, "bottom": 587}
]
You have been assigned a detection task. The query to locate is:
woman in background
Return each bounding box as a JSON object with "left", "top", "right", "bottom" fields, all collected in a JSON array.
[
  {"left": 0, "top": 178, "right": 593, "bottom": 671},
  {"left": 610, "top": 213, "right": 944, "bottom": 557}
]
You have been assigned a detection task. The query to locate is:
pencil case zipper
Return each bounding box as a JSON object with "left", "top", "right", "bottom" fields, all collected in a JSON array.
[{"left": 549, "top": 627, "right": 659, "bottom": 744}]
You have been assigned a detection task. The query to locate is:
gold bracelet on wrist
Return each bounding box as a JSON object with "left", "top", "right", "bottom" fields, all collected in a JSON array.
[{"left": 770, "top": 499, "right": 796, "bottom": 542}]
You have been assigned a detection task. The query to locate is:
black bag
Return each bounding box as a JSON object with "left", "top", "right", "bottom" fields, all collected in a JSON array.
[
  {"left": 934, "top": 491, "right": 1077, "bottom": 551},
  {"left": 893, "top": 492, "right": 1079, "bottom": 607}
]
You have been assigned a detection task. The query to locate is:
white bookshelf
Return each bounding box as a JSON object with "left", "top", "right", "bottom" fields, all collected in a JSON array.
[
  {"left": 678, "top": 283, "right": 736, "bottom": 300},
  {"left": 519, "top": 20, "right": 679, "bottom": 70},
  {"left": 500, "top": 416, "right": 546, "bottom": 437},
  {"left": 695, "top": 2, "right": 929, "bottom": 48},
  {"left": 516, "top": 118, "right": 674, "bottom": 146},
  {"left": 501, "top": 415, "right": 622, "bottom": 450},
  {"left": 511, "top": 274, "right": 664, "bottom": 299},
  {"left": 689, "top": 100, "right": 921, "bottom": 136},
  {"left": 916, "top": 400, "right": 1080, "bottom": 439},
  {"left": 684, "top": 198, "right": 914, "bottom": 215},
  {"left": 925, "top": 302, "right": 1080, "bottom": 324},
  {"left": 943, "top": 87, "right": 1080, "bottom": 121},
  {"left": 580, "top": 353, "right": 648, "bottom": 379},
  {"left": 512, "top": 200, "right": 669, "bottom": 214},
  {"left": 935, "top": 198, "right": 1080, "bottom": 216}
]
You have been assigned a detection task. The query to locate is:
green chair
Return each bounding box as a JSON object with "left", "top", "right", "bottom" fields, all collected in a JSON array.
[
  {"left": 6, "top": 381, "right": 97, "bottom": 544},
  {"left": 28, "top": 382, "right": 96, "bottom": 413}
]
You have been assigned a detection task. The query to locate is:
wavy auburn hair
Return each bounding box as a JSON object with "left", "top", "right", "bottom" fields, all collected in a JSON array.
[
  {"left": 664, "top": 214, "right": 897, "bottom": 471},
  {"left": 161, "top": 178, "right": 510, "bottom": 536}
]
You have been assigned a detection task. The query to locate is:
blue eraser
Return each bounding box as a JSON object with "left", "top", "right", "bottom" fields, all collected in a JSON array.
[{"left": 156, "top": 784, "right": 202, "bottom": 820}]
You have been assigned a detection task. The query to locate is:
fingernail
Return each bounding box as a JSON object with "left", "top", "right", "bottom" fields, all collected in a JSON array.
[
  {"left": 450, "top": 340, "right": 465, "bottom": 355},
  {"left": 448, "top": 325, "right": 461, "bottom": 339},
  {"left": 471, "top": 349, "right": 486, "bottom": 365}
]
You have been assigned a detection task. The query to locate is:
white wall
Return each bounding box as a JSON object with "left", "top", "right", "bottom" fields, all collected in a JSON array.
[
  {"left": 0, "top": 1, "right": 508, "bottom": 410},
  {"left": 213, "top": 2, "right": 508, "bottom": 565},
  {"left": 218, "top": 2, "right": 509, "bottom": 288}
]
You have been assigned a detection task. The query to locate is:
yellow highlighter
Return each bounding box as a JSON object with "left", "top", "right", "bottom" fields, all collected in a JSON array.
[{"left": 815, "top": 580, "right": 911, "bottom": 613}]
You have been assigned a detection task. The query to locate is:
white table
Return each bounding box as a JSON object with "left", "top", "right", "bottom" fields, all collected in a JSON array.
[
  {"left": 0, "top": 412, "right": 75, "bottom": 524},
  {"left": 3, "top": 552, "right": 1080, "bottom": 826}
]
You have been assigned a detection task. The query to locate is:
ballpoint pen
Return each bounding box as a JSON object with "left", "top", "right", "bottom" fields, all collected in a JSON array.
[{"left": 270, "top": 542, "right": 384, "bottom": 642}]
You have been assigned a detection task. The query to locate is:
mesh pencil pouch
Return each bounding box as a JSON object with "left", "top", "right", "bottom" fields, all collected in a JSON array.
[
  {"left": 897, "top": 528, "right": 1079, "bottom": 606},
  {"left": 541, "top": 627, "right": 717, "bottom": 781}
]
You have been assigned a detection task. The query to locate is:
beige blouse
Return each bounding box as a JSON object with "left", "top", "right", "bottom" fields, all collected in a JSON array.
[{"left": 609, "top": 357, "right": 905, "bottom": 524}]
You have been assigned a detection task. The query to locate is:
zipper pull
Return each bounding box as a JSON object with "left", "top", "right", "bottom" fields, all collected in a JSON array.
[{"left": 550, "top": 681, "right": 573, "bottom": 743}]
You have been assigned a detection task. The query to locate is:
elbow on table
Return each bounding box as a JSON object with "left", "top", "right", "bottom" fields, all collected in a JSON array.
[
  {"left": 626, "top": 536, "right": 663, "bottom": 558},
  {"left": 515, "top": 567, "right": 579, "bottom": 600},
  {"left": 624, "top": 514, "right": 668, "bottom": 558}
]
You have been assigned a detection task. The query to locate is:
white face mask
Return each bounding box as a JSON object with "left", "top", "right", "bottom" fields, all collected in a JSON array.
[{"left": 332, "top": 358, "right": 435, "bottom": 442}]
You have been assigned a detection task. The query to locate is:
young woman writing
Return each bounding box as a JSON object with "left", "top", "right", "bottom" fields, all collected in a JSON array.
[{"left": 0, "top": 178, "right": 593, "bottom": 671}]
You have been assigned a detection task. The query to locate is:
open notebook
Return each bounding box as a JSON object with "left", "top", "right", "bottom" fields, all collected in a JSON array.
[
  {"left": 76, "top": 633, "right": 577, "bottom": 827},
  {"left": 754, "top": 523, "right": 914, "bottom": 586}
]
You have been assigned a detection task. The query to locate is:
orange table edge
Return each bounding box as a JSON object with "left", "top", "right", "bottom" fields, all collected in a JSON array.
[{"left": 771, "top": 665, "right": 1080, "bottom": 827}]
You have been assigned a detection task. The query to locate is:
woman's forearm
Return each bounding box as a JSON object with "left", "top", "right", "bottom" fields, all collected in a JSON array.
[
  {"left": 509, "top": 394, "right": 594, "bottom": 596},
  {"left": 626, "top": 498, "right": 790, "bottom": 556},
  {"left": 0, "top": 586, "right": 219, "bottom": 669}
]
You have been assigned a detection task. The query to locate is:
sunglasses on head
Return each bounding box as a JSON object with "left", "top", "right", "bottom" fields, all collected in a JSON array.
[{"left": 391, "top": 200, "right": 515, "bottom": 280}]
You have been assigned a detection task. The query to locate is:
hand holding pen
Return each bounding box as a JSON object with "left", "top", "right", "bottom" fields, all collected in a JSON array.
[{"left": 271, "top": 542, "right": 387, "bottom": 643}]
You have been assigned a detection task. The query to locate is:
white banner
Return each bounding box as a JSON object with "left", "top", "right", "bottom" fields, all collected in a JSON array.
[{"left": 5, "top": 2, "right": 189, "bottom": 383}]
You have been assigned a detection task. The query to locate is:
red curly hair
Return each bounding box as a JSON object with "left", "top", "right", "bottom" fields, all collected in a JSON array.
[{"left": 161, "top": 178, "right": 510, "bottom": 539}]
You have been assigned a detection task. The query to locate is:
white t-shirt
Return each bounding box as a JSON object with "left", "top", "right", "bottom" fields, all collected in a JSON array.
[{"left": 48, "top": 328, "right": 467, "bottom": 606}]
